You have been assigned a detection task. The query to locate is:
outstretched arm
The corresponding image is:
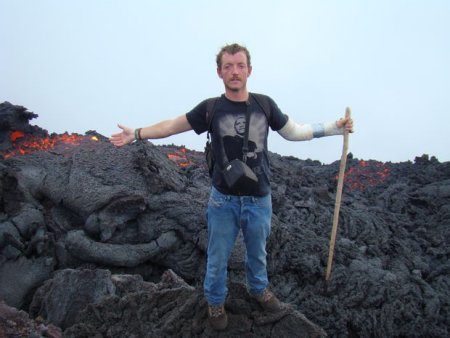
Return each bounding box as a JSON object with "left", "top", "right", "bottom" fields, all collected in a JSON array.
[
  {"left": 109, "top": 114, "right": 193, "bottom": 147},
  {"left": 278, "top": 116, "right": 353, "bottom": 141}
]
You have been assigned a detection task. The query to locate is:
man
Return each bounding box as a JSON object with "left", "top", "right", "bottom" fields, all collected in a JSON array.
[{"left": 110, "top": 43, "right": 353, "bottom": 331}]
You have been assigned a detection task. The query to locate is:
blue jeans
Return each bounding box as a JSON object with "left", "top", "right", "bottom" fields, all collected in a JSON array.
[{"left": 204, "top": 187, "right": 272, "bottom": 305}]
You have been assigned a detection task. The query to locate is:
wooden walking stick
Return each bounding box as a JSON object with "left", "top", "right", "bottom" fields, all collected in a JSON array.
[{"left": 325, "top": 107, "right": 351, "bottom": 283}]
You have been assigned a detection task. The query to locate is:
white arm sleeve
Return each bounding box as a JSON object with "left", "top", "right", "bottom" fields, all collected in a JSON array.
[{"left": 277, "top": 116, "right": 343, "bottom": 141}]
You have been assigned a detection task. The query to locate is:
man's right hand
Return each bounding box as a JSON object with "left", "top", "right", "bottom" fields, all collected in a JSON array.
[{"left": 109, "top": 124, "right": 135, "bottom": 147}]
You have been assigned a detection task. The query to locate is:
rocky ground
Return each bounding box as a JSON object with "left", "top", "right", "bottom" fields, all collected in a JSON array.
[{"left": 0, "top": 102, "right": 449, "bottom": 337}]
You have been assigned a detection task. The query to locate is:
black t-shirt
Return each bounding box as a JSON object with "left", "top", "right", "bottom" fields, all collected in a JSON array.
[{"left": 186, "top": 93, "right": 288, "bottom": 196}]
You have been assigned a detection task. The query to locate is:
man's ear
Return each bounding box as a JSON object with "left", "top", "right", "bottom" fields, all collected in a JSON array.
[
  {"left": 217, "top": 68, "right": 223, "bottom": 79},
  {"left": 248, "top": 66, "right": 252, "bottom": 77}
]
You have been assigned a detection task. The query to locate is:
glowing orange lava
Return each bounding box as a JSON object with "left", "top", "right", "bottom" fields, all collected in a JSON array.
[
  {"left": 166, "top": 147, "right": 192, "bottom": 167},
  {"left": 339, "top": 160, "right": 390, "bottom": 190},
  {"left": 1, "top": 131, "right": 99, "bottom": 159},
  {"left": 10, "top": 131, "right": 25, "bottom": 141}
]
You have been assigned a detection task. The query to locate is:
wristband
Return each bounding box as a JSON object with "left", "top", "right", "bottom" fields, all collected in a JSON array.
[{"left": 134, "top": 128, "right": 142, "bottom": 140}]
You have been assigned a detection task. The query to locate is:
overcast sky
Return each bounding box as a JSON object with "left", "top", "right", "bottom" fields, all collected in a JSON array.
[{"left": 1, "top": 0, "right": 449, "bottom": 164}]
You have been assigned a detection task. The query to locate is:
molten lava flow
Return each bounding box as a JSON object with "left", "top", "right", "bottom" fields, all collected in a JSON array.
[
  {"left": 166, "top": 147, "right": 193, "bottom": 167},
  {"left": 10, "top": 131, "right": 25, "bottom": 141},
  {"left": 1, "top": 131, "right": 99, "bottom": 159},
  {"left": 339, "top": 160, "right": 390, "bottom": 190}
]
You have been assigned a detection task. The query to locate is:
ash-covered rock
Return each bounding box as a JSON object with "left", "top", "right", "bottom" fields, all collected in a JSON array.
[{"left": 0, "top": 102, "right": 449, "bottom": 337}]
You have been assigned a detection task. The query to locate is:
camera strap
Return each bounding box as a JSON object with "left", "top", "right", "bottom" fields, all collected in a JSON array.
[{"left": 242, "top": 100, "right": 251, "bottom": 163}]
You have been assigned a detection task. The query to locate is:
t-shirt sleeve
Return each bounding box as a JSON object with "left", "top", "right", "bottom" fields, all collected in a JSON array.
[
  {"left": 185, "top": 99, "right": 209, "bottom": 135},
  {"left": 267, "top": 96, "right": 289, "bottom": 131}
]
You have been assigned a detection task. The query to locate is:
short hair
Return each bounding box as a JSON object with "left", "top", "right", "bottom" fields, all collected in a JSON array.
[{"left": 216, "top": 43, "right": 251, "bottom": 69}]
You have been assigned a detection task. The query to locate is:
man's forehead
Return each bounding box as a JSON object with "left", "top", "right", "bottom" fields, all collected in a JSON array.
[{"left": 222, "top": 51, "right": 248, "bottom": 63}]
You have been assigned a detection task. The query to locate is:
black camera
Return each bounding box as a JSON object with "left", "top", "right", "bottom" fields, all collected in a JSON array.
[{"left": 221, "top": 159, "right": 258, "bottom": 190}]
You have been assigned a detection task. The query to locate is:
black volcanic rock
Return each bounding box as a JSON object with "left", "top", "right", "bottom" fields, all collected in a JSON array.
[
  {"left": 0, "top": 102, "right": 47, "bottom": 152},
  {"left": 0, "top": 102, "right": 449, "bottom": 337},
  {"left": 32, "top": 268, "right": 326, "bottom": 337},
  {"left": 0, "top": 300, "right": 62, "bottom": 338}
]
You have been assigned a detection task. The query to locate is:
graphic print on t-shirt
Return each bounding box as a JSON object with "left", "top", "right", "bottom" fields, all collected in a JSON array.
[{"left": 218, "top": 112, "right": 267, "bottom": 175}]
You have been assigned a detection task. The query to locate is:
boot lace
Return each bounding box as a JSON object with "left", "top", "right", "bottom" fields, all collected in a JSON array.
[
  {"left": 260, "top": 289, "right": 274, "bottom": 303},
  {"left": 209, "top": 305, "right": 225, "bottom": 318}
]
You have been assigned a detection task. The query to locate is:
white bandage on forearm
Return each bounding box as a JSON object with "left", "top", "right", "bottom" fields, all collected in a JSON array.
[{"left": 277, "top": 117, "right": 343, "bottom": 141}]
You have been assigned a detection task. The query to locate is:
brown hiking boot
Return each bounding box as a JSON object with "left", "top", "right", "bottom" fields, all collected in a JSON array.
[
  {"left": 252, "top": 288, "right": 284, "bottom": 312},
  {"left": 208, "top": 304, "right": 228, "bottom": 331}
]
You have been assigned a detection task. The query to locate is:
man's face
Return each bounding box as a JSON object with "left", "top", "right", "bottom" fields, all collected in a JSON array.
[
  {"left": 217, "top": 51, "right": 252, "bottom": 92},
  {"left": 234, "top": 116, "right": 246, "bottom": 136}
]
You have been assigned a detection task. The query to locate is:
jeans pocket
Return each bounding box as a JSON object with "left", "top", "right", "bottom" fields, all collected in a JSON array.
[
  {"left": 208, "top": 189, "right": 227, "bottom": 208},
  {"left": 253, "top": 194, "right": 272, "bottom": 209}
]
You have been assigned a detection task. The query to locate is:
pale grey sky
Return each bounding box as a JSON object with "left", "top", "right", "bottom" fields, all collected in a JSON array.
[{"left": 1, "top": 0, "right": 449, "bottom": 164}]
